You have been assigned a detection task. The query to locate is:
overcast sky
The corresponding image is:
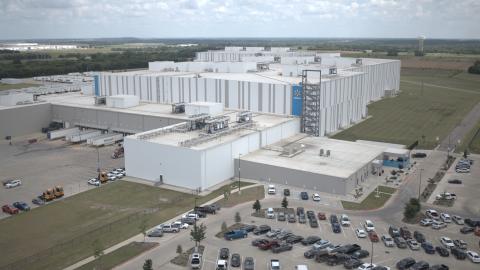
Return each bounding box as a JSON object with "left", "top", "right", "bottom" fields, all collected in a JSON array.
[{"left": 0, "top": 0, "right": 479, "bottom": 40}]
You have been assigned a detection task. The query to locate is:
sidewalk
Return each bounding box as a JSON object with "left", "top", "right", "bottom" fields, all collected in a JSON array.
[{"left": 64, "top": 182, "right": 261, "bottom": 270}]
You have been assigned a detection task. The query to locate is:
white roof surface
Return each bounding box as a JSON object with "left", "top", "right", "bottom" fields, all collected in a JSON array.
[{"left": 242, "top": 136, "right": 385, "bottom": 179}]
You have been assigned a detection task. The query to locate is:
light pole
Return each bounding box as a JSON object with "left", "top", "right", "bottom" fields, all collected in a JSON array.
[
  {"left": 418, "top": 168, "right": 424, "bottom": 200},
  {"left": 238, "top": 153, "right": 242, "bottom": 194},
  {"left": 370, "top": 240, "right": 374, "bottom": 266}
]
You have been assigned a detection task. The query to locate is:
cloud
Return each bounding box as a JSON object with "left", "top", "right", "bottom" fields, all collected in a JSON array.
[{"left": 0, "top": 0, "right": 478, "bottom": 39}]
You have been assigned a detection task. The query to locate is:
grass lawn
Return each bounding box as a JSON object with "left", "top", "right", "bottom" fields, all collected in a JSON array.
[
  {"left": 0, "top": 82, "right": 38, "bottom": 91},
  {"left": 333, "top": 69, "right": 480, "bottom": 149},
  {"left": 0, "top": 180, "right": 254, "bottom": 270},
  {"left": 217, "top": 185, "right": 265, "bottom": 208},
  {"left": 75, "top": 241, "right": 157, "bottom": 270},
  {"left": 342, "top": 186, "right": 396, "bottom": 211}
]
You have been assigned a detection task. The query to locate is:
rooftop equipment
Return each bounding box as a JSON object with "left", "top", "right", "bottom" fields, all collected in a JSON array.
[
  {"left": 329, "top": 67, "right": 337, "bottom": 75},
  {"left": 236, "top": 111, "right": 253, "bottom": 123},
  {"left": 94, "top": 96, "right": 106, "bottom": 105},
  {"left": 205, "top": 115, "right": 230, "bottom": 134},
  {"left": 171, "top": 102, "right": 186, "bottom": 114}
]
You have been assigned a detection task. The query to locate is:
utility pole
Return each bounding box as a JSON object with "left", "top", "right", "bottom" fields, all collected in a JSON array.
[
  {"left": 418, "top": 168, "right": 424, "bottom": 200},
  {"left": 238, "top": 153, "right": 241, "bottom": 194},
  {"left": 370, "top": 240, "right": 374, "bottom": 266}
]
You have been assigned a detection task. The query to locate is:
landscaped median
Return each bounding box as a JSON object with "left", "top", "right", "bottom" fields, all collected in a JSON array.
[
  {"left": 0, "top": 180, "right": 256, "bottom": 270},
  {"left": 341, "top": 186, "right": 397, "bottom": 210}
]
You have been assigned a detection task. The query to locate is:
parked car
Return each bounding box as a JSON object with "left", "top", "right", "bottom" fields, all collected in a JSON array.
[
  {"left": 388, "top": 226, "right": 401, "bottom": 237},
  {"left": 313, "top": 239, "right": 331, "bottom": 250},
  {"left": 306, "top": 210, "right": 315, "bottom": 219},
  {"left": 190, "top": 252, "right": 202, "bottom": 269},
  {"left": 194, "top": 205, "right": 217, "bottom": 214},
  {"left": 158, "top": 224, "right": 180, "bottom": 233},
  {"left": 272, "top": 242, "right": 293, "bottom": 253},
  {"left": 412, "top": 152, "right": 427, "bottom": 158},
  {"left": 426, "top": 209, "right": 440, "bottom": 220},
  {"left": 243, "top": 257, "right": 254, "bottom": 270},
  {"left": 467, "top": 250, "right": 480, "bottom": 263},
  {"left": 296, "top": 207, "right": 305, "bottom": 216},
  {"left": 258, "top": 240, "right": 279, "bottom": 250},
  {"left": 270, "top": 259, "right": 280, "bottom": 270},
  {"left": 266, "top": 228, "right": 281, "bottom": 238},
  {"left": 421, "top": 242, "right": 435, "bottom": 254},
  {"left": 266, "top": 208, "right": 275, "bottom": 219},
  {"left": 436, "top": 193, "right": 456, "bottom": 201},
  {"left": 413, "top": 231, "right": 426, "bottom": 243},
  {"left": 448, "top": 179, "right": 462, "bottom": 184},
  {"left": 171, "top": 221, "right": 189, "bottom": 229},
  {"left": 326, "top": 253, "right": 350, "bottom": 266},
  {"left": 440, "top": 237, "right": 455, "bottom": 249},
  {"left": 432, "top": 221, "right": 447, "bottom": 230},
  {"left": 216, "top": 259, "right": 228, "bottom": 270},
  {"left": 147, "top": 228, "right": 163, "bottom": 237},
  {"left": 88, "top": 178, "right": 100, "bottom": 186},
  {"left": 343, "top": 258, "right": 363, "bottom": 269},
  {"left": 219, "top": 248, "right": 229, "bottom": 259},
  {"left": 358, "top": 263, "right": 376, "bottom": 270},
  {"left": 300, "top": 191, "right": 309, "bottom": 200},
  {"left": 407, "top": 239, "right": 420, "bottom": 250},
  {"left": 286, "top": 235, "right": 303, "bottom": 244},
  {"left": 251, "top": 238, "right": 269, "bottom": 246},
  {"left": 224, "top": 230, "right": 247, "bottom": 240},
  {"left": 396, "top": 257, "right": 416, "bottom": 270},
  {"left": 436, "top": 246, "right": 450, "bottom": 257},
  {"left": 410, "top": 261, "right": 429, "bottom": 270},
  {"left": 267, "top": 185, "right": 276, "bottom": 195},
  {"left": 312, "top": 193, "right": 321, "bottom": 201},
  {"left": 317, "top": 212, "right": 326, "bottom": 220},
  {"left": 340, "top": 214, "right": 351, "bottom": 226},
  {"left": 460, "top": 226, "right": 475, "bottom": 234},
  {"left": 356, "top": 228, "right": 367, "bottom": 238},
  {"left": 364, "top": 220, "right": 375, "bottom": 232},
  {"left": 230, "top": 253, "right": 241, "bottom": 267},
  {"left": 298, "top": 214, "right": 307, "bottom": 224},
  {"left": 394, "top": 237, "right": 407, "bottom": 248},
  {"left": 332, "top": 223, "right": 342, "bottom": 233},
  {"left": 330, "top": 214, "right": 339, "bottom": 224},
  {"left": 369, "top": 231, "right": 379, "bottom": 242},
  {"left": 419, "top": 218, "right": 433, "bottom": 226},
  {"left": 253, "top": 225, "right": 271, "bottom": 235},
  {"left": 453, "top": 239, "right": 467, "bottom": 250},
  {"left": 181, "top": 217, "right": 196, "bottom": 225},
  {"left": 304, "top": 248, "right": 319, "bottom": 259},
  {"left": 309, "top": 218, "right": 318, "bottom": 228},
  {"left": 288, "top": 213, "right": 297, "bottom": 223},
  {"left": 31, "top": 196, "right": 45, "bottom": 205},
  {"left": 283, "top": 188, "right": 290, "bottom": 196},
  {"left": 12, "top": 201, "right": 30, "bottom": 211},
  {"left": 451, "top": 247, "right": 467, "bottom": 260},
  {"left": 277, "top": 212, "right": 286, "bottom": 222},
  {"left": 429, "top": 265, "right": 449, "bottom": 270},
  {"left": 400, "top": 226, "right": 411, "bottom": 239},
  {"left": 440, "top": 213, "right": 452, "bottom": 223},
  {"left": 452, "top": 215, "right": 464, "bottom": 225},
  {"left": 4, "top": 179, "right": 21, "bottom": 189},
  {"left": 240, "top": 224, "right": 256, "bottom": 233},
  {"left": 352, "top": 249, "right": 370, "bottom": 259},
  {"left": 381, "top": 235, "right": 395, "bottom": 247},
  {"left": 1, "top": 204, "right": 19, "bottom": 215},
  {"left": 302, "top": 236, "right": 321, "bottom": 245}
]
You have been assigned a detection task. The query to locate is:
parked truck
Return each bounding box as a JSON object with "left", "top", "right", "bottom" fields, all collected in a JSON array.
[
  {"left": 53, "top": 186, "right": 64, "bottom": 198},
  {"left": 47, "top": 127, "right": 80, "bottom": 140},
  {"left": 42, "top": 189, "right": 56, "bottom": 201}
]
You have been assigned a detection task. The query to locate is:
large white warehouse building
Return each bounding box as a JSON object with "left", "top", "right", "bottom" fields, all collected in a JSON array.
[{"left": 96, "top": 47, "right": 400, "bottom": 136}]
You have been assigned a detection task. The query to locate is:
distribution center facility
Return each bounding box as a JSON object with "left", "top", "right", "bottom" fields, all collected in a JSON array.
[{"left": 0, "top": 47, "right": 405, "bottom": 195}]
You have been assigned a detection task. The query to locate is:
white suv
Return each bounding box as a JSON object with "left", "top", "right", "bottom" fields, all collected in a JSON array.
[
  {"left": 364, "top": 220, "right": 375, "bottom": 232},
  {"left": 341, "top": 214, "right": 351, "bottom": 226},
  {"left": 440, "top": 213, "right": 452, "bottom": 223},
  {"left": 5, "top": 179, "right": 21, "bottom": 189},
  {"left": 267, "top": 185, "right": 276, "bottom": 195}
]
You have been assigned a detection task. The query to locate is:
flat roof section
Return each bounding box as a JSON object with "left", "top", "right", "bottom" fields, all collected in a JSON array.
[{"left": 241, "top": 136, "right": 385, "bottom": 179}]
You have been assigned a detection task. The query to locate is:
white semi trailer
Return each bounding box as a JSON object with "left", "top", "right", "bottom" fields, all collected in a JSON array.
[
  {"left": 47, "top": 127, "right": 80, "bottom": 140},
  {"left": 88, "top": 133, "right": 123, "bottom": 146},
  {"left": 68, "top": 130, "right": 102, "bottom": 143}
]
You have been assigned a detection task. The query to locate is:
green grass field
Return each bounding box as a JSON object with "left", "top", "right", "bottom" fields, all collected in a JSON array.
[
  {"left": 75, "top": 242, "right": 157, "bottom": 270},
  {"left": 342, "top": 186, "right": 396, "bottom": 210},
  {"left": 0, "top": 82, "right": 38, "bottom": 91},
  {"left": 0, "top": 180, "right": 254, "bottom": 270},
  {"left": 333, "top": 69, "right": 480, "bottom": 149}
]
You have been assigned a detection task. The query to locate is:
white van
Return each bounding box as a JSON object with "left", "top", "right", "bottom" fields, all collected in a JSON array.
[
  {"left": 295, "top": 265, "right": 309, "bottom": 270},
  {"left": 267, "top": 185, "right": 276, "bottom": 195},
  {"left": 266, "top": 207, "right": 275, "bottom": 219}
]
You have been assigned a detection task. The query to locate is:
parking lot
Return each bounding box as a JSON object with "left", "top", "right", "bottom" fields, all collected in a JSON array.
[{"left": 0, "top": 135, "right": 124, "bottom": 218}]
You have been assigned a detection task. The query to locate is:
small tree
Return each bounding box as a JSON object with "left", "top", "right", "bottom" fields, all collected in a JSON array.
[
  {"left": 404, "top": 203, "right": 417, "bottom": 219},
  {"left": 176, "top": 244, "right": 183, "bottom": 255},
  {"left": 235, "top": 212, "right": 241, "bottom": 223},
  {"left": 190, "top": 223, "right": 206, "bottom": 247},
  {"left": 252, "top": 199, "right": 261, "bottom": 213},
  {"left": 143, "top": 259, "right": 153, "bottom": 270},
  {"left": 92, "top": 239, "right": 104, "bottom": 269},
  {"left": 139, "top": 217, "right": 148, "bottom": 242},
  {"left": 221, "top": 221, "right": 227, "bottom": 232},
  {"left": 281, "top": 196, "right": 288, "bottom": 209}
]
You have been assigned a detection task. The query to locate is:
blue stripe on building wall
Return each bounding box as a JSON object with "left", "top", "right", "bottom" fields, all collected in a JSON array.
[
  {"left": 94, "top": 75, "right": 100, "bottom": 96},
  {"left": 291, "top": 84, "right": 302, "bottom": 116}
]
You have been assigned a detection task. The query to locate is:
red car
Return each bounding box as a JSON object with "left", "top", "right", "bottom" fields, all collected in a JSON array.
[
  {"left": 258, "top": 240, "right": 279, "bottom": 250},
  {"left": 368, "top": 231, "right": 379, "bottom": 242},
  {"left": 2, "top": 204, "right": 19, "bottom": 215},
  {"left": 318, "top": 212, "right": 326, "bottom": 220}
]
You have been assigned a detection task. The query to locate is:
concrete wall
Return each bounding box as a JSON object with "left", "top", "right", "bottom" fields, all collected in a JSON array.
[
  {"left": 234, "top": 159, "right": 348, "bottom": 195},
  {"left": 51, "top": 105, "right": 184, "bottom": 133},
  {"left": 0, "top": 103, "right": 51, "bottom": 138}
]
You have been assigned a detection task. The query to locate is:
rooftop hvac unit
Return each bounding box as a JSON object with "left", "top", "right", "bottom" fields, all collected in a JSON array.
[
  {"left": 326, "top": 150, "right": 331, "bottom": 157},
  {"left": 314, "top": 56, "right": 322, "bottom": 63},
  {"left": 237, "top": 111, "right": 253, "bottom": 123},
  {"left": 356, "top": 58, "right": 363, "bottom": 65},
  {"left": 204, "top": 68, "right": 213, "bottom": 72},
  {"left": 94, "top": 96, "right": 106, "bottom": 105},
  {"left": 319, "top": 149, "right": 324, "bottom": 156},
  {"left": 329, "top": 67, "right": 337, "bottom": 75},
  {"left": 171, "top": 102, "right": 185, "bottom": 114}
]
